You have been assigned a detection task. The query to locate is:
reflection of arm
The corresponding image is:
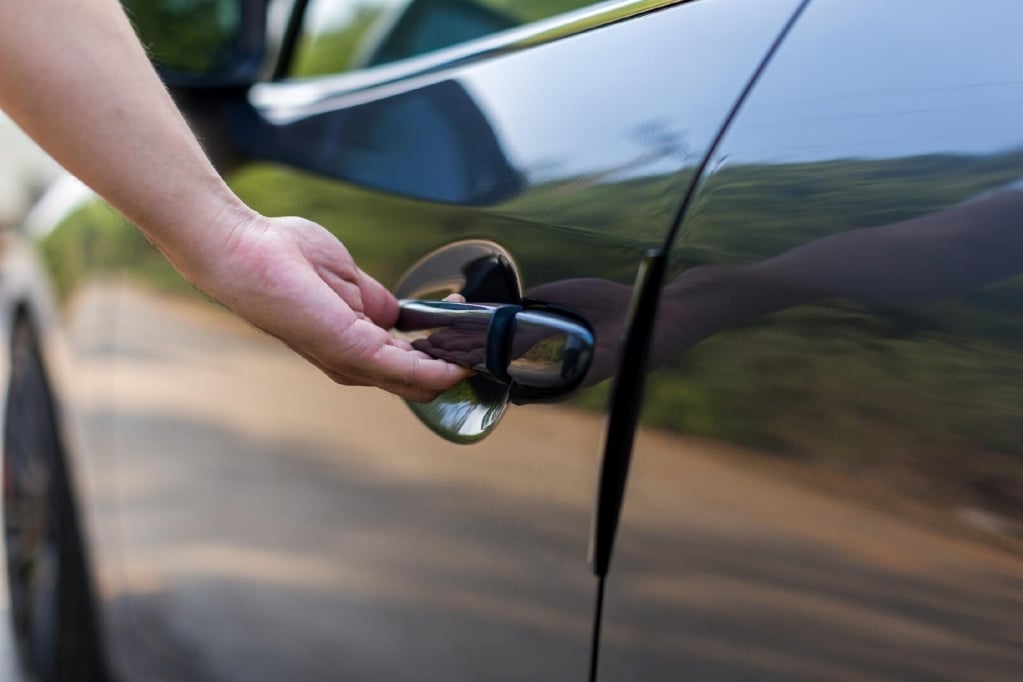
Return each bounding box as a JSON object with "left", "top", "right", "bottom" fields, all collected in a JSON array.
[
  {"left": 753, "top": 189, "right": 1023, "bottom": 305},
  {"left": 665, "top": 187, "right": 1023, "bottom": 327},
  {"left": 528, "top": 189, "right": 1023, "bottom": 387},
  {"left": 652, "top": 189, "right": 1023, "bottom": 360}
]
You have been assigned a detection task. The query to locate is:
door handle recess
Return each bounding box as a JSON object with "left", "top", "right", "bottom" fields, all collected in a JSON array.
[
  {"left": 391, "top": 239, "right": 590, "bottom": 443},
  {"left": 395, "top": 300, "right": 594, "bottom": 399}
]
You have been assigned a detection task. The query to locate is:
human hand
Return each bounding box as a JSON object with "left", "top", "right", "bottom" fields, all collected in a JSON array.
[
  {"left": 0, "top": 0, "right": 465, "bottom": 404},
  {"left": 190, "top": 214, "right": 470, "bottom": 402}
]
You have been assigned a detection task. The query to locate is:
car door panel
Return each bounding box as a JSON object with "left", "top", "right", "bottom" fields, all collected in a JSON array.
[
  {"left": 55, "top": 0, "right": 806, "bottom": 679},
  {"left": 600, "top": 1, "right": 1023, "bottom": 680}
]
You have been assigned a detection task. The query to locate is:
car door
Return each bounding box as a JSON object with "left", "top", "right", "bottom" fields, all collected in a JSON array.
[
  {"left": 80, "top": 1, "right": 804, "bottom": 679},
  {"left": 598, "top": 1, "right": 1023, "bottom": 680}
]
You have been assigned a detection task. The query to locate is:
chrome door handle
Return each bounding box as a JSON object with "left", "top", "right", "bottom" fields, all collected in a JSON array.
[
  {"left": 391, "top": 240, "right": 591, "bottom": 443},
  {"left": 395, "top": 299, "right": 594, "bottom": 399}
]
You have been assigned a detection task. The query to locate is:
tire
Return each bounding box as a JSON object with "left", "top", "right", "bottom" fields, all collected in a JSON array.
[{"left": 3, "top": 320, "right": 107, "bottom": 682}]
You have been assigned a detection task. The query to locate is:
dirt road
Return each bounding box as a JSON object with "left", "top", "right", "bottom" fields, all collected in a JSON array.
[{"left": 60, "top": 283, "right": 1023, "bottom": 681}]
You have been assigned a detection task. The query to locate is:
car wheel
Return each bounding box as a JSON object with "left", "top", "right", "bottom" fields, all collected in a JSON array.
[{"left": 3, "top": 320, "right": 106, "bottom": 682}]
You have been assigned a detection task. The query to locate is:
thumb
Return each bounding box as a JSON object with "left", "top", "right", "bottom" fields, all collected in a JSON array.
[{"left": 355, "top": 267, "right": 400, "bottom": 328}]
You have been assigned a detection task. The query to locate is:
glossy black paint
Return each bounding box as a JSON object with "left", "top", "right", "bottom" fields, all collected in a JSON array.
[
  {"left": 24, "top": 0, "right": 1022, "bottom": 680},
  {"left": 601, "top": 1, "right": 1023, "bottom": 679},
  {"left": 32, "top": 2, "right": 806, "bottom": 680},
  {"left": 247, "top": 0, "right": 802, "bottom": 241}
]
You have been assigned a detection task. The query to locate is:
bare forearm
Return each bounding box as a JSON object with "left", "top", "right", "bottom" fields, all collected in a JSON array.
[
  {"left": 0, "top": 0, "right": 254, "bottom": 279},
  {"left": 0, "top": 0, "right": 467, "bottom": 400}
]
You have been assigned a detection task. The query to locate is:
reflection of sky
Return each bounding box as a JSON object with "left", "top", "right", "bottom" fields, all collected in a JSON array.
[
  {"left": 458, "top": 0, "right": 803, "bottom": 182},
  {"left": 720, "top": 0, "right": 1023, "bottom": 163}
]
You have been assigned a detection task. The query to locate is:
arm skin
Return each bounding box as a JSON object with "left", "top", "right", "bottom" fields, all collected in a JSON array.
[{"left": 0, "top": 0, "right": 467, "bottom": 402}]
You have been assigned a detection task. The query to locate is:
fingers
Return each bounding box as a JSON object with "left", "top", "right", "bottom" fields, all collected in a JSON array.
[
  {"left": 313, "top": 338, "right": 468, "bottom": 402},
  {"left": 311, "top": 281, "right": 467, "bottom": 400},
  {"left": 223, "top": 217, "right": 470, "bottom": 401},
  {"left": 344, "top": 278, "right": 473, "bottom": 400},
  {"left": 360, "top": 342, "right": 471, "bottom": 402},
  {"left": 356, "top": 267, "right": 399, "bottom": 328},
  {"left": 307, "top": 319, "right": 468, "bottom": 401}
]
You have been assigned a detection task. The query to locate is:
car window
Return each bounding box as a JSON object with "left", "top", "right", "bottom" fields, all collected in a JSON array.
[{"left": 287, "top": 0, "right": 613, "bottom": 78}]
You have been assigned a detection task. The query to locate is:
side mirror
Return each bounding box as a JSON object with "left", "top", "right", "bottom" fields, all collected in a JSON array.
[{"left": 123, "top": 0, "right": 268, "bottom": 87}]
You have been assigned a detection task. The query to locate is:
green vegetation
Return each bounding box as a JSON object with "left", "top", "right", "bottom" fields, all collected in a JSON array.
[
  {"left": 645, "top": 151, "right": 1023, "bottom": 514},
  {"left": 124, "top": 0, "right": 240, "bottom": 74},
  {"left": 291, "top": 4, "right": 384, "bottom": 77},
  {"left": 38, "top": 200, "right": 188, "bottom": 301},
  {"left": 497, "top": 171, "right": 686, "bottom": 248},
  {"left": 40, "top": 149, "right": 1023, "bottom": 514},
  {"left": 675, "top": 152, "right": 1023, "bottom": 266}
]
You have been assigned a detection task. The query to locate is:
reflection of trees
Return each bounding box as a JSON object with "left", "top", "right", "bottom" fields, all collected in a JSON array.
[
  {"left": 47, "top": 144, "right": 1023, "bottom": 513},
  {"left": 508, "top": 150, "right": 1023, "bottom": 517},
  {"left": 39, "top": 199, "right": 185, "bottom": 301},
  {"left": 292, "top": 3, "right": 383, "bottom": 76},
  {"left": 406, "top": 149, "right": 1023, "bottom": 515},
  {"left": 124, "top": 0, "right": 239, "bottom": 73},
  {"left": 630, "top": 151, "right": 1023, "bottom": 515},
  {"left": 678, "top": 152, "right": 1023, "bottom": 265}
]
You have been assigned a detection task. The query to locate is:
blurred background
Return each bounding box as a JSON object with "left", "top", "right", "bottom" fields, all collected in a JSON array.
[
  {"left": 0, "top": 111, "right": 61, "bottom": 681},
  {"left": 0, "top": 114, "right": 61, "bottom": 231}
]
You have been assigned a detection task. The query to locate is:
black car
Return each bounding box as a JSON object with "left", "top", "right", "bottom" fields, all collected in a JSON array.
[{"left": 4, "top": 0, "right": 1022, "bottom": 679}]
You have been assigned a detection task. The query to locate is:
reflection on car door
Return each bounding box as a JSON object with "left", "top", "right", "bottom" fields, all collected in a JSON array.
[
  {"left": 600, "top": 1, "right": 1023, "bottom": 680},
  {"left": 100, "top": 1, "right": 803, "bottom": 679}
]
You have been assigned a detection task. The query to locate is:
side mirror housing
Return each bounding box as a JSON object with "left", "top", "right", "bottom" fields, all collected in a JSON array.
[{"left": 123, "top": 0, "right": 268, "bottom": 87}]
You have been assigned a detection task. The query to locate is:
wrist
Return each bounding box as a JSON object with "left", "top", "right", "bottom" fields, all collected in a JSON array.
[{"left": 139, "top": 187, "right": 265, "bottom": 291}]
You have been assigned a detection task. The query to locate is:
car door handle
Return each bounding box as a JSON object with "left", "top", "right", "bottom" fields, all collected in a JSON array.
[{"left": 395, "top": 299, "right": 594, "bottom": 398}]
